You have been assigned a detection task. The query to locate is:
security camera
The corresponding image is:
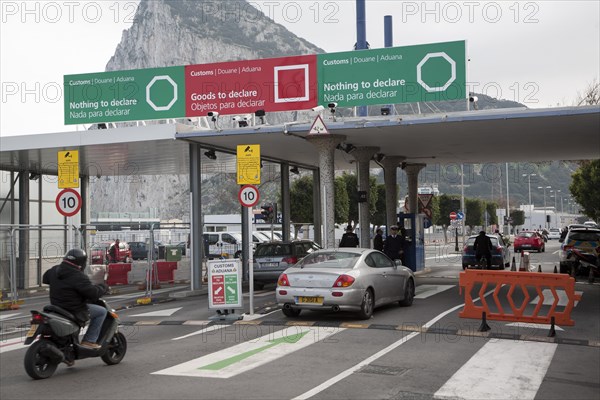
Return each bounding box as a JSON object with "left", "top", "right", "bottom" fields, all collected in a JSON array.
[
  {"left": 207, "top": 111, "right": 219, "bottom": 117},
  {"left": 311, "top": 105, "right": 325, "bottom": 112},
  {"left": 327, "top": 102, "right": 338, "bottom": 109}
]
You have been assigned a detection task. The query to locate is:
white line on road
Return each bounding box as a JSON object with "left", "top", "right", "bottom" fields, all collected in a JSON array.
[
  {"left": 434, "top": 340, "right": 557, "bottom": 400},
  {"left": 414, "top": 285, "right": 455, "bottom": 299},
  {"left": 506, "top": 322, "right": 564, "bottom": 331},
  {"left": 172, "top": 324, "right": 229, "bottom": 341},
  {"left": 131, "top": 307, "right": 183, "bottom": 317},
  {"left": 293, "top": 290, "right": 495, "bottom": 400},
  {"left": 0, "top": 313, "right": 22, "bottom": 321}
]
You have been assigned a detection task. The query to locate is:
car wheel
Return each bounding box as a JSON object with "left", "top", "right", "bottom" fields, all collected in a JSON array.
[
  {"left": 399, "top": 279, "right": 414, "bottom": 307},
  {"left": 357, "top": 288, "right": 374, "bottom": 320},
  {"left": 542, "top": 245, "right": 545, "bottom": 253},
  {"left": 462, "top": 264, "right": 468, "bottom": 270},
  {"left": 282, "top": 307, "right": 301, "bottom": 317}
]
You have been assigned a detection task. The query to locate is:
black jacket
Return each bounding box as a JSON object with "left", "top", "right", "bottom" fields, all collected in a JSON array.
[
  {"left": 473, "top": 234, "right": 493, "bottom": 256},
  {"left": 42, "top": 261, "right": 107, "bottom": 321},
  {"left": 373, "top": 234, "right": 384, "bottom": 251},
  {"left": 339, "top": 232, "right": 359, "bottom": 248},
  {"left": 384, "top": 234, "right": 405, "bottom": 260}
]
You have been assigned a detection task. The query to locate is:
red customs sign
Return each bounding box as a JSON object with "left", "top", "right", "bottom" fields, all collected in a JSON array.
[{"left": 185, "top": 55, "right": 317, "bottom": 116}]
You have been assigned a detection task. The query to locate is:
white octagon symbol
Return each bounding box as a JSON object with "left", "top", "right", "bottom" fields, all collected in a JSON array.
[
  {"left": 146, "top": 75, "right": 178, "bottom": 111},
  {"left": 416, "top": 52, "right": 456, "bottom": 93}
]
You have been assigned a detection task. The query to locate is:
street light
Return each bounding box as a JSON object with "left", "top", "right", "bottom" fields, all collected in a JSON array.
[
  {"left": 538, "top": 185, "right": 551, "bottom": 229},
  {"left": 523, "top": 173, "right": 536, "bottom": 229}
]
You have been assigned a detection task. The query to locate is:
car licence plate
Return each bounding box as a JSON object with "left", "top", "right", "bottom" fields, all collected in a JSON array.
[
  {"left": 263, "top": 262, "right": 278, "bottom": 268},
  {"left": 26, "top": 325, "right": 38, "bottom": 338},
  {"left": 297, "top": 296, "right": 323, "bottom": 304}
]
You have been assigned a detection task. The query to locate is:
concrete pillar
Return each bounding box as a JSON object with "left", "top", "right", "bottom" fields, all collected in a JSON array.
[
  {"left": 351, "top": 146, "right": 379, "bottom": 247},
  {"left": 306, "top": 134, "right": 345, "bottom": 248},
  {"left": 280, "top": 162, "right": 291, "bottom": 242},
  {"left": 381, "top": 156, "right": 406, "bottom": 228},
  {"left": 189, "top": 143, "right": 203, "bottom": 290},
  {"left": 312, "top": 169, "right": 322, "bottom": 246},
  {"left": 404, "top": 163, "right": 426, "bottom": 215}
]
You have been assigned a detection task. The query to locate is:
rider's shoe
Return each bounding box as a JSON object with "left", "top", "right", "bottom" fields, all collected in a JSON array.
[{"left": 81, "top": 341, "right": 101, "bottom": 349}]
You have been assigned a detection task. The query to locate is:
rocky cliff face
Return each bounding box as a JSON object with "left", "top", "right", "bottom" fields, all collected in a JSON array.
[
  {"left": 92, "top": 0, "right": 323, "bottom": 218},
  {"left": 105, "top": 0, "right": 323, "bottom": 71}
]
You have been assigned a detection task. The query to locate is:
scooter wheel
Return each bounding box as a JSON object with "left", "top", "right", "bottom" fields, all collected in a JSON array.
[
  {"left": 101, "top": 332, "right": 127, "bottom": 365},
  {"left": 24, "top": 340, "right": 59, "bottom": 380}
]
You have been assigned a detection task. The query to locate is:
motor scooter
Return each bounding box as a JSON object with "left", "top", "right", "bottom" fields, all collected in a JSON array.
[
  {"left": 23, "top": 298, "right": 127, "bottom": 379},
  {"left": 567, "top": 247, "right": 600, "bottom": 283}
]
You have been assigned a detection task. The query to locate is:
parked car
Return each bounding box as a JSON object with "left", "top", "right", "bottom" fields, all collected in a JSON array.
[
  {"left": 513, "top": 231, "right": 545, "bottom": 253},
  {"left": 203, "top": 232, "right": 264, "bottom": 259},
  {"left": 91, "top": 240, "right": 132, "bottom": 264},
  {"left": 559, "top": 227, "right": 600, "bottom": 274},
  {"left": 547, "top": 228, "right": 561, "bottom": 240},
  {"left": 253, "top": 240, "right": 321, "bottom": 289},
  {"left": 128, "top": 241, "right": 159, "bottom": 260},
  {"left": 276, "top": 248, "right": 415, "bottom": 319},
  {"left": 462, "top": 234, "right": 511, "bottom": 270}
]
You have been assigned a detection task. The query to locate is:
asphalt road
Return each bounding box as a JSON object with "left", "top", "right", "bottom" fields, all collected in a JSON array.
[{"left": 1, "top": 240, "right": 599, "bottom": 400}]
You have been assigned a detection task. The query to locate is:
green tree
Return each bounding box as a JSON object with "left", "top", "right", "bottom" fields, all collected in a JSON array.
[
  {"left": 510, "top": 209, "right": 525, "bottom": 228},
  {"left": 290, "top": 175, "right": 314, "bottom": 238},
  {"left": 372, "top": 184, "right": 387, "bottom": 226},
  {"left": 570, "top": 159, "right": 600, "bottom": 221},
  {"left": 334, "top": 177, "right": 349, "bottom": 224},
  {"left": 485, "top": 202, "right": 498, "bottom": 226},
  {"left": 465, "top": 198, "right": 484, "bottom": 231},
  {"left": 433, "top": 194, "right": 459, "bottom": 243}
]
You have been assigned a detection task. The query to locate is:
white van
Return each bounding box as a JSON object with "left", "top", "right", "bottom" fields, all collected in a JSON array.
[{"left": 203, "top": 231, "right": 266, "bottom": 259}]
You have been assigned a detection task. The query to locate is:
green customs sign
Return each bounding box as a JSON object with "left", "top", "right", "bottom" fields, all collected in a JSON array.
[
  {"left": 317, "top": 41, "right": 466, "bottom": 107},
  {"left": 207, "top": 259, "right": 242, "bottom": 309},
  {"left": 64, "top": 66, "right": 185, "bottom": 124}
]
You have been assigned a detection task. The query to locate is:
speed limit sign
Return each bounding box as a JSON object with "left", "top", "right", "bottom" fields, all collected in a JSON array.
[
  {"left": 238, "top": 185, "right": 259, "bottom": 208},
  {"left": 55, "top": 188, "right": 82, "bottom": 217}
]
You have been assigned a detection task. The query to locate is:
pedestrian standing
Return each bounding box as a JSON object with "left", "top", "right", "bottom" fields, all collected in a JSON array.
[
  {"left": 373, "top": 228, "right": 384, "bottom": 251},
  {"left": 384, "top": 226, "right": 405, "bottom": 262},
  {"left": 339, "top": 225, "right": 360, "bottom": 248}
]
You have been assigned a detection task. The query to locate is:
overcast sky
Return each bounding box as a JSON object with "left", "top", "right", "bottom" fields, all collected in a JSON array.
[{"left": 1, "top": 0, "right": 598, "bottom": 137}]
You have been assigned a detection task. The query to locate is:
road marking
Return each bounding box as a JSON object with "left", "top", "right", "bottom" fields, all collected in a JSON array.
[
  {"left": 0, "top": 313, "right": 22, "bottom": 321},
  {"left": 0, "top": 338, "right": 27, "bottom": 353},
  {"left": 130, "top": 307, "right": 182, "bottom": 317},
  {"left": 531, "top": 289, "right": 582, "bottom": 307},
  {"left": 172, "top": 324, "right": 228, "bottom": 341},
  {"left": 294, "top": 290, "right": 495, "bottom": 400},
  {"left": 507, "top": 322, "right": 564, "bottom": 331},
  {"left": 434, "top": 340, "right": 557, "bottom": 400},
  {"left": 154, "top": 326, "right": 342, "bottom": 378},
  {"left": 243, "top": 290, "right": 274, "bottom": 298},
  {"left": 414, "top": 285, "right": 454, "bottom": 299}
]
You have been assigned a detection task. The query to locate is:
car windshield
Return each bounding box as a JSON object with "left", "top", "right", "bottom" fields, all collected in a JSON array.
[
  {"left": 518, "top": 232, "right": 534, "bottom": 238},
  {"left": 255, "top": 244, "right": 292, "bottom": 257},
  {"left": 294, "top": 251, "right": 360, "bottom": 269},
  {"left": 466, "top": 236, "right": 499, "bottom": 246},
  {"left": 568, "top": 231, "right": 600, "bottom": 241}
]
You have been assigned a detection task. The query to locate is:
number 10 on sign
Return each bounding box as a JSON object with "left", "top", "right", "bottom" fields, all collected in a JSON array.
[{"left": 238, "top": 185, "right": 260, "bottom": 208}]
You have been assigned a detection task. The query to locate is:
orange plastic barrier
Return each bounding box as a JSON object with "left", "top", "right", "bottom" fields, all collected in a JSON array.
[{"left": 459, "top": 270, "right": 582, "bottom": 326}]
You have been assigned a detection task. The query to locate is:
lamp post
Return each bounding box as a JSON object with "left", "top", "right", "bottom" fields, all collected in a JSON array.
[
  {"left": 538, "top": 185, "right": 551, "bottom": 229},
  {"left": 523, "top": 173, "right": 536, "bottom": 229}
]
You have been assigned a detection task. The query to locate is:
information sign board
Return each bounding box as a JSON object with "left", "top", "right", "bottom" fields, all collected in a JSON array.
[
  {"left": 186, "top": 55, "right": 317, "bottom": 116},
  {"left": 58, "top": 150, "right": 79, "bottom": 189},
  {"left": 64, "top": 66, "right": 185, "bottom": 124},
  {"left": 207, "top": 259, "right": 242, "bottom": 309},
  {"left": 317, "top": 41, "right": 466, "bottom": 107},
  {"left": 237, "top": 144, "right": 261, "bottom": 185}
]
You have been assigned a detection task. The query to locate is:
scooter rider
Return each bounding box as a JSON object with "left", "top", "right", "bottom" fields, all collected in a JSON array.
[{"left": 43, "top": 249, "right": 108, "bottom": 350}]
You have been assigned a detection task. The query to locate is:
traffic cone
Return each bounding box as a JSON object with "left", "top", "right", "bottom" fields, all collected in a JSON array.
[
  {"left": 510, "top": 256, "right": 516, "bottom": 271},
  {"left": 554, "top": 265, "right": 558, "bottom": 274},
  {"left": 538, "top": 264, "right": 542, "bottom": 273}
]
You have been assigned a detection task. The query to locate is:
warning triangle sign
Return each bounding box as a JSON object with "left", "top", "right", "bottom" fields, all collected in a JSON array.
[{"left": 308, "top": 115, "right": 329, "bottom": 135}]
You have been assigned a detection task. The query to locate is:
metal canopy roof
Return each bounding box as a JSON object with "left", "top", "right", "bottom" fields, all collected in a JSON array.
[{"left": 1, "top": 105, "right": 598, "bottom": 177}]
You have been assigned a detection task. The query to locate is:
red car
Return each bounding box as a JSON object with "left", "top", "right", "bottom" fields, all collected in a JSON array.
[
  {"left": 90, "top": 241, "right": 132, "bottom": 264},
  {"left": 514, "top": 231, "right": 545, "bottom": 253}
]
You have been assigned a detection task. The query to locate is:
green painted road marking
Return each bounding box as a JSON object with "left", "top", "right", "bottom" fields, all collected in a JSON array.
[{"left": 199, "top": 331, "right": 309, "bottom": 370}]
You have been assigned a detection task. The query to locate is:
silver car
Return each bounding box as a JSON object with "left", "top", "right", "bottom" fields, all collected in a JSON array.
[{"left": 276, "top": 248, "right": 415, "bottom": 319}]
